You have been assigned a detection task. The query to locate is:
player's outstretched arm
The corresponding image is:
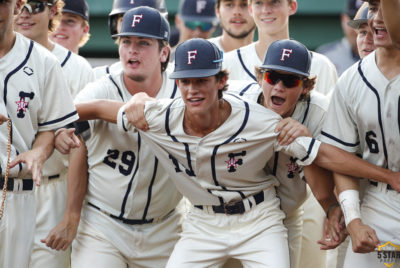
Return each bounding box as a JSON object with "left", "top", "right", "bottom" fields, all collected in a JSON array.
[
  {"left": 42, "top": 137, "right": 88, "bottom": 251},
  {"left": 381, "top": 0, "right": 400, "bottom": 49},
  {"left": 334, "top": 173, "right": 379, "bottom": 253},
  {"left": 313, "top": 143, "right": 400, "bottom": 191},
  {"left": 275, "top": 117, "right": 311, "bottom": 145},
  {"left": 123, "top": 92, "right": 155, "bottom": 131},
  {"left": 9, "top": 131, "right": 55, "bottom": 186},
  {"left": 304, "top": 164, "right": 348, "bottom": 249},
  {"left": 75, "top": 99, "right": 124, "bottom": 123}
]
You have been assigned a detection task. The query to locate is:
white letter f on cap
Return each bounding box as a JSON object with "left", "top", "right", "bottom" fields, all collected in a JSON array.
[
  {"left": 187, "top": 50, "right": 197, "bottom": 64},
  {"left": 131, "top": 14, "right": 143, "bottom": 27},
  {"left": 280, "top": 49, "right": 293, "bottom": 61}
]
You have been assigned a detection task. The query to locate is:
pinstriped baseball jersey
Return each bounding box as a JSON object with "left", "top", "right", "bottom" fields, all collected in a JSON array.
[
  {"left": 321, "top": 51, "right": 400, "bottom": 172},
  {"left": 74, "top": 69, "right": 181, "bottom": 220},
  {"left": 229, "top": 83, "right": 330, "bottom": 213},
  {"left": 0, "top": 33, "right": 78, "bottom": 178},
  {"left": 117, "top": 93, "right": 321, "bottom": 206},
  {"left": 93, "top": 61, "right": 123, "bottom": 79},
  {"left": 41, "top": 43, "right": 95, "bottom": 177},
  {"left": 223, "top": 43, "right": 338, "bottom": 96}
]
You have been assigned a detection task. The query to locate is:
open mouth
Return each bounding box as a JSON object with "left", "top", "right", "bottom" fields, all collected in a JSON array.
[
  {"left": 271, "top": 96, "right": 285, "bottom": 106},
  {"left": 127, "top": 59, "right": 140, "bottom": 66},
  {"left": 230, "top": 18, "right": 245, "bottom": 25},
  {"left": 261, "top": 18, "right": 275, "bottom": 23},
  {"left": 374, "top": 27, "right": 387, "bottom": 37}
]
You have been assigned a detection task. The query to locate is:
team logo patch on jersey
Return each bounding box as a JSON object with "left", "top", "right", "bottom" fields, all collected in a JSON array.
[
  {"left": 16, "top": 91, "right": 35, "bottom": 118},
  {"left": 23, "top": 66, "right": 34, "bottom": 76},
  {"left": 286, "top": 157, "right": 299, "bottom": 178},
  {"left": 196, "top": 0, "right": 207, "bottom": 13},
  {"left": 233, "top": 137, "right": 247, "bottom": 143},
  {"left": 187, "top": 50, "right": 197, "bottom": 64},
  {"left": 131, "top": 14, "right": 143, "bottom": 27},
  {"left": 225, "top": 151, "right": 246, "bottom": 172},
  {"left": 377, "top": 241, "right": 400, "bottom": 267},
  {"left": 280, "top": 49, "right": 293, "bottom": 61}
]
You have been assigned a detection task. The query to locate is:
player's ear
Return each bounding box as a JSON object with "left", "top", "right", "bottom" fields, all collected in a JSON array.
[
  {"left": 160, "top": 45, "right": 170, "bottom": 63},
  {"left": 48, "top": 2, "right": 57, "bottom": 19},
  {"left": 288, "top": 0, "right": 298, "bottom": 16}
]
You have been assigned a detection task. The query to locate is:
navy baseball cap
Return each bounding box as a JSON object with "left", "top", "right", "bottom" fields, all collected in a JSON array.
[
  {"left": 63, "top": 0, "right": 89, "bottom": 21},
  {"left": 170, "top": 38, "right": 223, "bottom": 79},
  {"left": 347, "top": 6, "right": 369, "bottom": 29},
  {"left": 113, "top": 6, "right": 170, "bottom": 41},
  {"left": 261, "top": 39, "right": 311, "bottom": 77},
  {"left": 179, "top": 0, "right": 218, "bottom": 24}
]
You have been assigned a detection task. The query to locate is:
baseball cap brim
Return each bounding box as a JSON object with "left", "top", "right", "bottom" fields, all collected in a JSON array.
[
  {"left": 112, "top": 32, "right": 167, "bottom": 40},
  {"left": 347, "top": 18, "right": 368, "bottom": 29},
  {"left": 63, "top": 9, "right": 88, "bottom": 21},
  {"left": 169, "top": 69, "right": 220, "bottom": 79},
  {"left": 260, "top": 64, "right": 309, "bottom": 77}
]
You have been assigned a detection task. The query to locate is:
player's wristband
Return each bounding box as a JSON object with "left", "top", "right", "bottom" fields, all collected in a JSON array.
[
  {"left": 326, "top": 202, "right": 340, "bottom": 219},
  {"left": 338, "top": 190, "right": 361, "bottom": 226}
]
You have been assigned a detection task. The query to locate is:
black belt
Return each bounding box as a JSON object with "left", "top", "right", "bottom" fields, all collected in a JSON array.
[
  {"left": 195, "top": 191, "right": 265, "bottom": 215},
  {"left": 369, "top": 180, "right": 394, "bottom": 191},
  {"left": 48, "top": 174, "right": 60, "bottom": 180},
  {"left": 88, "top": 202, "right": 163, "bottom": 225},
  {"left": 0, "top": 178, "right": 33, "bottom": 191}
]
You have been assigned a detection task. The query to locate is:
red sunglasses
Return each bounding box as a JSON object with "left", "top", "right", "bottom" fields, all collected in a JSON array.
[{"left": 263, "top": 71, "right": 304, "bottom": 88}]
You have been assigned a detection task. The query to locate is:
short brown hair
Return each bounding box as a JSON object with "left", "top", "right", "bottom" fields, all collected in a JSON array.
[
  {"left": 215, "top": 70, "right": 229, "bottom": 99},
  {"left": 254, "top": 66, "right": 316, "bottom": 101}
]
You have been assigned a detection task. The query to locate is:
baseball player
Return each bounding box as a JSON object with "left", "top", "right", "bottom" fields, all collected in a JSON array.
[
  {"left": 348, "top": 3, "right": 376, "bottom": 58},
  {"left": 93, "top": 0, "right": 168, "bottom": 79},
  {"left": 208, "top": 0, "right": 256, "bottom": 52},
  {"left": 50, "top": 0, "right": 91, "bottom": 54},
  {"left": 44, "top": 7, "right": 183, "bottom": 267},
  {"left": 77, "top": 38, "right": 400, "bottom": 268},
  {"left": 14, "top": 1, "right": 95, "bottom": 267},
  {"left": 321, "top": 0, "right": 400, "bottom": 267},
  {"left": 223, "top": 0, "right": 337, "bottom": 97},
  {"left": 0, "top": 1, "right": 78, "bottom": 267},
  {"left": 228, "top": 38, "right": 338, "bottom": 268}
]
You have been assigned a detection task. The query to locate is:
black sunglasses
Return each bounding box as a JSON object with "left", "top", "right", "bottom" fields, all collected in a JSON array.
[
  {"left": 21, "top": 1, "right": 53, "bottom": 15},
  {"left": 263, "top": 71, "right": 304, "bottom": 88}
]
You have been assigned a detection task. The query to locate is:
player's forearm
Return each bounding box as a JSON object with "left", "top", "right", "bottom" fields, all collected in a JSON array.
[
  {"left": 333, "top": 173, "right": 359, "bottom": 194},
  {"left": 64, "top": 139, "right": 88, "bottom": 222},
  {"left": 314, "top": 143, "right": 392, "bottom": 184},
  {"left": 303, "top": 163, "right": 337, "bottom": 213},
  {"left": 381, "top": 0, "right": 400, "bottom": 49},
  {"left": 33, "top": 131, "right": 55, "bottom": 163},
  {"left": 76, "top": 100, "right": 124, "bottom": 123}
]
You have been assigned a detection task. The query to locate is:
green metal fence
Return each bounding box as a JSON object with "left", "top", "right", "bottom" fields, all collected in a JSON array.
[{"left": 80, "top": 0, "right": 348, "bottom": 57}]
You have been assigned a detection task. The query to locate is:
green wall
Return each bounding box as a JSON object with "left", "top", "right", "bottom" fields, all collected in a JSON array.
[{"left": 80, "top": 0, "right": 348, "bottom": 57}]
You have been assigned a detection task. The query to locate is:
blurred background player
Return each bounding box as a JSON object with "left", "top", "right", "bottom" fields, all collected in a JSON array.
[
  {"left": 50, "top": 0, "right": 90, "bottom": 54},
  {"left": 348, "top": 4, "right": 375, "bottom": 59},
  {"left": 14, "top": 0, "right": 94, "bottom": 267},
  {"left": 170, "top": 0, "right": 218, "bottom": 55},
  {"left": 208, "top": 0, "right": 256, "bottom": 52},
  {"left": 93, "top": 0, "right": 168, "bottom": 78},
  {"left": 0, "top": 0, "right": 78, "bottom": 267},
  {"left": 316, "top": 0, "right": 363, "bottom": 76},
  {"left": 43, "top": 7, "right": 183, "bottom": 267}
]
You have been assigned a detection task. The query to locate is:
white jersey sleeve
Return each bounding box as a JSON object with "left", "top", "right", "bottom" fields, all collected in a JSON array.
[
  {"left": 92, "top": 61, "right": 123, "bottom": 80},
  {"left": 310, "top": 52, "right": 338, "bottom": 96}
]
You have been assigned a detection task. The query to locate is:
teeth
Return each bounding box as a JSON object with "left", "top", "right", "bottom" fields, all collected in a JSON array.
[{"left": 55, "top": 34, "right": 67, "bottom": 39}]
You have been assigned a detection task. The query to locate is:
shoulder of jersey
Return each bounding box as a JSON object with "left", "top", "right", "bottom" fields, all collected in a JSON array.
[
  {"left": 17, "top": 33, "right": 59, "bottom": 63},
  {"left": 310, "top": 51, "right": 337, "bottom": 70},
  {"left": 309, "top": 90, "right": 330, "bottom": 111}
]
